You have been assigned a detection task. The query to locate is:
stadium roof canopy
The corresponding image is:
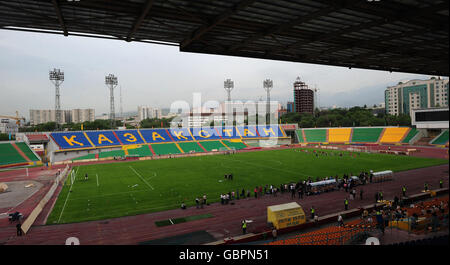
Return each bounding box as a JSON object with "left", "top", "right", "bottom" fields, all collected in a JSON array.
[{"left": 0, "top": 0, "right": 448, "bottom": 76}]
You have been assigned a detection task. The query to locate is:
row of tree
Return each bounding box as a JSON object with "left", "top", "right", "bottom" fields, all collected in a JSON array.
[
  {"left": 280, "top": 107, "right": 411, "bottom": 128},
  {"left": 19, "top": 119, "right": 124, "bottom": 132}
]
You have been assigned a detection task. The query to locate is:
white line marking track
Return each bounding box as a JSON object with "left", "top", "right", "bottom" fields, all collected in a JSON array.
[{"left": 129, "top": 166, "right": 154, "bottom": 190}]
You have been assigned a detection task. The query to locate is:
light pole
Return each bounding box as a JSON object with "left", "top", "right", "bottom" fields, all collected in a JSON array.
[
  {"left": 105, "top": 74, "right": 118, "bottom": 129},
  {"left": 224, "top": 79, "right": 234, "bottom": 102},
  {"left": 263, "top": 79, "right": 273, "bottom": 125},
  {"left": 49, "top": 68, "right": 64, "bottom": 130}
]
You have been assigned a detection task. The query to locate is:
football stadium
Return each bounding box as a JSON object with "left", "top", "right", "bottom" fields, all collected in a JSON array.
[{"left": 0, "top": 0, "right": 448, "bottom": 252}]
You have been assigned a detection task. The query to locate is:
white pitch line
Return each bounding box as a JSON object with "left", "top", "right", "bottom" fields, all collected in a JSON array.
[
  {"left": 169, "top": 218, "right": 174, "bottom": 225},
  {"left": 57, "top": 166, "right": 78, "bottom": 223},
  {"left": 129, "top": 166, "right": 154, "bottom": 190}
]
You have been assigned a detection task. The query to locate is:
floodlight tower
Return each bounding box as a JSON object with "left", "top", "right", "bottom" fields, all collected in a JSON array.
[
  {"left": 49, "top": 68, "right": 64, "bottom": 129},
  {"left": 105, "top": 74, "right": 118, "bottom": 128},
  {"left": 224, "top": 79, "right": 234, "bottom": 102},
  {"left": 263, "top": 79, "right": 273, "bottom": 124}
]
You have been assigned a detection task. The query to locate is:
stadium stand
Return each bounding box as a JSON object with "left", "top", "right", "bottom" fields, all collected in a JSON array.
[
  {"left": 402, "top": 128, "right": 419, "bottom": 143},
  {"left": 430, "top": 130, "right": 449, "bottom": 145},
  {"left": 303, "top": 129, "right": 327, "bottom": 142},
  {"left": 168, "top": 128, "right": 194, "bottom": 141},
  {"left": 151, "top": 143, "right": 182, "bottom": 155},
  {"left": 216, "top": 126, "right": 241, "bottom": 139},
  {"left": 0, "top": 142, "right": 29, "bottom": 166},
  {"left": 379, "top": 127, "right": 410, "bottom": 143},
  {"left": 296, "top": 130, "right": 305, "bottom": 143},
  {"left": 222, "top": 140, "right": 247, "bottom": 150},
  {"left": 267, "top": 219, "right": 372, "bottom": 245},
  {"left": 115, "top": 130, "right": 146, "bottom": 145},
  {"left": 98, "top": 150, "right": 125, "bottom": 159},
  {"left": 85, "top": 131, "right": 121, "bottom": 147},
  {"left": 199, "top": 140, "right": 227, "bottom": 151},
  {"left": 140, "top": 128, "right": 173, "bottom": 143},
  {"left": 72, "top": 153, "right": 96, "bottom": 161},
  {"left": 50, "top": 132, "right": 94, "bottom": 149},
  {"left": 256, "top": 125, "right": 285, "bottom": 138},
  {"left": 328, "top": 128, "right": 352, "bottom": 143},
  {"left": 236, "top": 126, "right": 259, "bottom": 138},
  {"left": 127, "top": 145, "right": 153, "bottom": 157},
  {"left": 351, "top": 128, "right": 383, "bottom": 143},
  {"left": 16, "top": 142, "right": 40, "bottom": 161},
  {"left": 178, "top": 141, "right": 205, "bottom": 153}
]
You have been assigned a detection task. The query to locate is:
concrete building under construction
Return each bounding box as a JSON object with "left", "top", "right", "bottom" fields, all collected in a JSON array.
[{"left": 293, "top": 77, "right": 314, "bottom": 114}]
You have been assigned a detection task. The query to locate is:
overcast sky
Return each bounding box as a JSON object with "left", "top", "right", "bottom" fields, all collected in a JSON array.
[{"left": 0, "top": 29, "right": 441, "bottom": 119}]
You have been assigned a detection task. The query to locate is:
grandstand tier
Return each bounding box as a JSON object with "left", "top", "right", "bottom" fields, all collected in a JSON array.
[
  {"left": 0, "top": 143, "right": 29, "bottom": 166},
  {"left": 296, "top": 130, "right": 305, "bottom": 143},
  {"left": 222, "top": 140, "right": 247, "bottom": 150},
  {"left": 402, "top": 128, "right": 419, "bottom": 143},
  {"left": 351, "top": 128, "right": 383, "bottom": 143},
  {"left": 178, "top": 141, "right": 205, "bottom": 153},
  {"left": 151, "top": 143, "right": 182, "bottom": 155},
  {"left": 303, "top": 129, "right": 327, "bottom": 142},
  {"left": 431, "top": 130, "right": 449, "bottom": 145},
  {"left": 98, "top": 150, "right": 125, "bottom": 158},
  {"left": 379, "top": 127, "right": 410, "bottom": 143},
  {"left": 16, "top": 142, "right": 40, "bottom": 161},
  {"left": 50, "top": 125, "right": 288, "bottom": 150},
  {"left": 328, "top": 128, "right": 351, "bottom": 143},
  {"left": 199, "top": 140, "right": 227, "bottom": 151},
  {"left": 127, "top": 145, "right": 153, "bottom": 157}
]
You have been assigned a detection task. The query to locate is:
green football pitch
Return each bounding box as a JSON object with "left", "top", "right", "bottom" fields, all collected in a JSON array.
[{"left": 46, "top": 148, "right": 447, "bottom": 224}]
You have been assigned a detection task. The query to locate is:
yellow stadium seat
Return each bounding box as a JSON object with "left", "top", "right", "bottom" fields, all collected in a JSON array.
[
  {"left": 328, "top": 128, "right": 352, "bottom": 143},
  {"left": 380, "top": 128, "right": 409, "bottom": 143}
]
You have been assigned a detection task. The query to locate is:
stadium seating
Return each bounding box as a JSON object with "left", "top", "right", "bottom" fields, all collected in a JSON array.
[
  {"left": 328, "top": 128, "right": 351, "bottom": 143},
  {"left": 351, "top": 128, "right": 383, "bottom": 143},
  {"left": 296, "top": 130, "right": 305, "bottom": 143},
  {"left": 50, "top": 125, "right": 288, "bottom": 151},
  {"left": 85, "top": 131, "right": 121, "bottom": 147},
  {"left": 151, "top": 143, "right": 182, "bottom": 155},
  {"left": 16, "top": 142, "right": 40, "bottom": 161},
  {"left": 178, "top": 142, "right": 205, "bottom": 153},
  {"left": 0, "top": 143, "right": 29, "bottom": 166},
  {"left": 379, "top": 127, "right": 410, "bottom": 143},
  {"left": 199, "top": 140, "right": 227, "bottom": 151},
  {"left": 303, "top": 129, "right": 327, "bottom": 142},
  {"left": 72, "top": 153, "right": 96, "bottom": 161},
  {"left": 221, "top": 140, "right": 247, "bottom": 150},
  {"left": 430, "top": 130, "right": 449, "bottom": 145},
  {"left": 402, "top": 128, "right": 419, "bottom": 143},
  {"left": 127, "top": 145, "right": 153, "bottom": 157},
  {"left": 98, "top": 150, "right": 125, "bottom": 158}
]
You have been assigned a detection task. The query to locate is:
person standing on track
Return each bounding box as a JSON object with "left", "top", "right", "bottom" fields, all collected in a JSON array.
[
  {"left": 344, "top": 198, "right": 349, "bottom": 210},
  {"left": 402, "top": 185, "right": 407, "bottom": 197},
  {"left": 242, "top": 220, "right": 247, "bottom": 235}
]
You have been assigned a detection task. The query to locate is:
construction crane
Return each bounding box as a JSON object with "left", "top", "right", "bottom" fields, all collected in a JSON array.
[{"left": 0, "top": 111, "right": 25, "bottom": 125}]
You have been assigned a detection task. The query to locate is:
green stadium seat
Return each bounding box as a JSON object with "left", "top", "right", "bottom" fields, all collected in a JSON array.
[
  {"left": 303, "top": 129, "right": 327, "bottom": 142},
  {"left": 98, "top": 150, "right": 125, "bottom": 158},
  {"left": 199, "top": 140, "right": 227, "bottom": 151},
  {"left": 178, "top": 142, "right": 205, "bottom": 153},
  {"left": 127, "top": 145, "right": 153, "bottom": 157},
  {"left": 0, "top": 143, "right": 28, "bottom": 166},
  {"left": 151, "top": 143, "right": 182, "bottom": 155},
  {"left": 431, "top": 130, "right": 449, "bottom": 145},
  {"left": 296, "top": 130, "right": 304, "bottom": 143},
  {"left": 72, "top": 153, "right": 96, "bottom": 161},
  {"left": 16, "top": 142, "right": 40, "bottom": 161},
  {"left": 402, "top": 128, "right": 419, "bottom": 143},
  {"left": 221, "top": 140, "right": 247, "bottom": 150},
  {"left": 351, "top": 128, "right": 383, "bottom": 143}
]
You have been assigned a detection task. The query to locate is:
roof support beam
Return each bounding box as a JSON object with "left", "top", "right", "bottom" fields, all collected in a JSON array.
[
  {"left": 180, "top": 0, "right": 257, "bottom": 49},
  {"left": 51, "top": 0, "right": 68, "bottom": 36},
  {"left": 127, "top": 0, "right": 155, "bottom": 42},
  {"left": 228, "top": 0, "right": 360, "bottom": 51}
]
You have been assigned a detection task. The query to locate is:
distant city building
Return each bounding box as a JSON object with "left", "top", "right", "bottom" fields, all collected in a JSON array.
[
  {"left": 293, "top": 77, "right": 314, "bottom": 114},
  {"left": 71, "top": 109, "right": 95, "bottom": 123},
  {"left": 29, "top": 109, "right": 94, "bottom": 125},
  {"left": 385, "top": 77, "right": 449, "bottom": 116},
  {"left": 287, "top": 102, "right": 294, "bottom": 113},
  {"left": 138, "top": 106, "right": 161, "bottom": 121},
  {"left": 0, "top": 119, "right": 18, "bottom": 134}
]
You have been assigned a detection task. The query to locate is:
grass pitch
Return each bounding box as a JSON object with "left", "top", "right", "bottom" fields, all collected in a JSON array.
[{"left": 46, "top": 148, "right": 447, "bottom": 224}]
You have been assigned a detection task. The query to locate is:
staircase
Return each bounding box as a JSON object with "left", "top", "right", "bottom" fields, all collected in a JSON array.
[{"left": 414, "top": 136, "right": 434, "bottom": 146}]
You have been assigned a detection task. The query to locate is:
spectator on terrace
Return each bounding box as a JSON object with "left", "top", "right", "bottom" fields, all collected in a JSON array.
[
  {"left": 203, "top": 194, "right": 207, "bottom": 205},
  {"left": 254, "top": 187, "right": 258, "bottom": 199}
]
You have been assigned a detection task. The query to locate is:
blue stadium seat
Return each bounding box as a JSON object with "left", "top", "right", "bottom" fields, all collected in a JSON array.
[
  {"left": 85, "top": 131, "right": 121, "bottom": 147},
  {"left": 50, "top": 132, "right": 93, "bottom": 149},
  {"left": 217, "top": 126, "right": 241, "bottom": 139},
  {"left": 115, "top": 130, "right": 145, "bottom": 145},
  {"left": 190, "top": 127, "right": 221, "bottom": 141},
  {"left": 236, "top": 126, "right": 259, "bottom": 139},
  {"left": 139, "top": 128, "right": 173, "bottom": 143},
  {"left": 168, "top": 128, "right": 194, "bottom": 141},
  {"left": 257, "top": 125, "right": 283, "bottom": 138}
]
